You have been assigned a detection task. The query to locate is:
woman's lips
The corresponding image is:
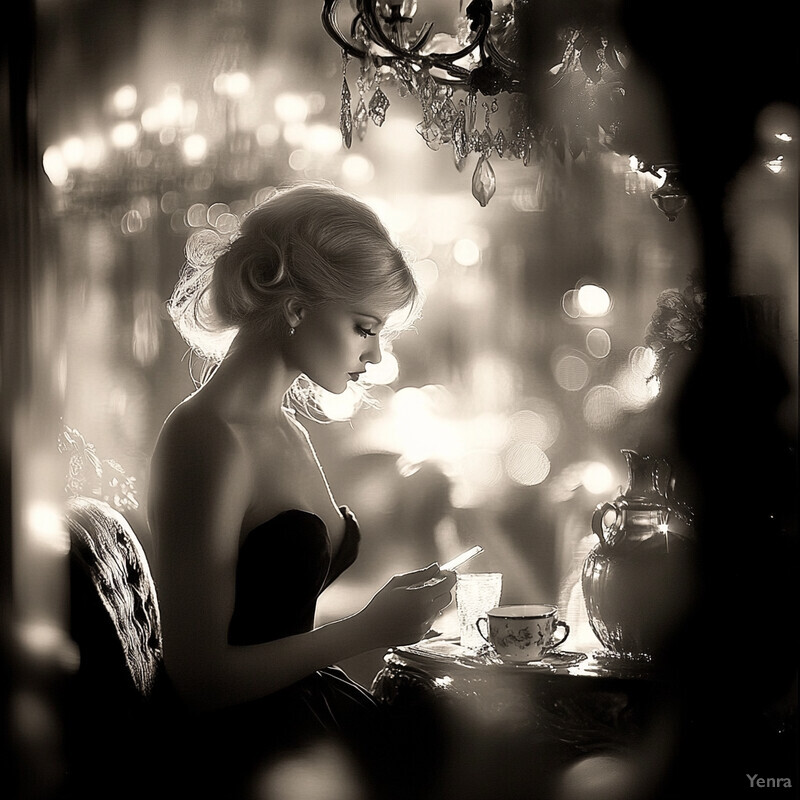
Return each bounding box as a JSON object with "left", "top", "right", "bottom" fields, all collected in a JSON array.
[{"left": 348, "top": 372, "right": 362, "bottom": 381}]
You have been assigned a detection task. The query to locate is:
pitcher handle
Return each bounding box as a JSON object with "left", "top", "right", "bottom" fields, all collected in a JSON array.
[{"left": 591, "top": 502, "right": 621, "bottom": 549}]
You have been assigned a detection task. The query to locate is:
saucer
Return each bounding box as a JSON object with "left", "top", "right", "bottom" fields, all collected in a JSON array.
[{"left": 482, "top": 649, "right": 588, "bottom": 669}]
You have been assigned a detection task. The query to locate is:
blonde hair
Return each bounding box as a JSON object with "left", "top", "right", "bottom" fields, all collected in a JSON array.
[{"left": 167, "top": 182, "right": 422, "bottom": 410}]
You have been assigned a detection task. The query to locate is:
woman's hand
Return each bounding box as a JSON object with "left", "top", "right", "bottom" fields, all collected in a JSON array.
[{"left": 356, "top": 563, "right": 456, "bottom": 649}]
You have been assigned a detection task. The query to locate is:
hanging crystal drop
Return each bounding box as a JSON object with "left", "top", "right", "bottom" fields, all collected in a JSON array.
[
  {"left": 480, "top": 126, "right": 494, "bottom": 156},
  {"left": 453, "top": 143, "right": 467, "bottom": 172},
  {"left": 355, "top": 98, "right": 369, "bottom": 141},
  {"left": 393, "top": 61, "right": 413, "bottom": 96},
  {"left": 465, "top": 91, "right": 477, "bottom": 132},
  {"left": 453, "top": 109, "right": 469, "bottom": 159},
  {"left": 368, "top": 86, "right": 390, "bottom": 127},
  {"left": 416, "top": 120, "right": 442, "bottom": 151},
  {"left": 469, "top": 129, "right": 481, "bottom": 153},
  {"left": 471, "top": 155, "right": 496, "bottom": 207},
  {"left": 339, "top": 52, "right": 353, "bottom": 149},
  {"left": 494, "top": 129, "right": 506, "bottom": 157},
  {"left": 436, "top": 98, "right": 457, "bottom": 144}
]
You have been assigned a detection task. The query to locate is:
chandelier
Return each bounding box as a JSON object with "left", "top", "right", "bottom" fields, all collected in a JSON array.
[{"left": 321, "top": 0, "right": 631, "bottom": 207}]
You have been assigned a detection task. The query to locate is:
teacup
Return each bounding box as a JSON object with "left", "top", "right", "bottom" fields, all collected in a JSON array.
[{"left": 476, "top": 604, "right": 570, "bottom": 663}]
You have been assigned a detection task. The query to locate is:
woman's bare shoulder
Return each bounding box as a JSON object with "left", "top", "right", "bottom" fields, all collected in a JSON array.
[{"left": 152, "top": 395, "right": 247, "bottom": 480}]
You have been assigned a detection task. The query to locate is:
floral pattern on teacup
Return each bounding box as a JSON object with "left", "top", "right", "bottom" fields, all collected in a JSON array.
[
  {"left": 494, "top": 620, "right": 553, "bottom": 653},
  {"left": 497, "top": 620, "right": 550, "bottom": 652}
]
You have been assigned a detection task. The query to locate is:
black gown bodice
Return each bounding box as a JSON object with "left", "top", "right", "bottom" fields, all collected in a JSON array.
[
  {"left": 228, "top": 505, "right": 360, "bottom": 645},
  {"left": 160, "top": 504, "right": 436, "bottom": 798}
]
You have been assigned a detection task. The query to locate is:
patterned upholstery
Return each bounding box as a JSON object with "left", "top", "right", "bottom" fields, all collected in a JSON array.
[{"left": 65, "top": 495, "right": 162, "bottom": 696}]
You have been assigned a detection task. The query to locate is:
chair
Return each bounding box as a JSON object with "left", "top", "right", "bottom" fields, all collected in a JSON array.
[{"left": 63, "top": 496, "right": 168, "bottom": 798}]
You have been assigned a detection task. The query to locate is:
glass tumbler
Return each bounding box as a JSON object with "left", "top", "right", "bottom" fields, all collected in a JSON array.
[{"left": 456, "top": 572, "right": 503, "bottom": 650}]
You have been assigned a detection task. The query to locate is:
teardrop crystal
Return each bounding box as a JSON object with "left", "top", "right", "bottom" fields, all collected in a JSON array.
[
  {"left": 355, "top": 99, "right": 369, "bottom": 141},
  {"left": 471, "top": 156, "right": 496, "bottom": 206}
]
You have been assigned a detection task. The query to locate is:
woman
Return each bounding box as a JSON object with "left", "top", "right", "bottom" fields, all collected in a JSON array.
[{"left": 147, "top": 182, "right": 455, "bottom": 796}]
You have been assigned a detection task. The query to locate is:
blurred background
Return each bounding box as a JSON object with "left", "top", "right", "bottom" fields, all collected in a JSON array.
[{"left": 3, "top": 0, "right": 797, "bottom": 797}]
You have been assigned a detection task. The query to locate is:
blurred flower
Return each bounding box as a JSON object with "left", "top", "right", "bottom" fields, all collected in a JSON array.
[
  {"left": 58, "top": 426, "right": 139, "bottom": 512},
  {"left": 644, "top": 272, "right": 705, "bottom": 381}
]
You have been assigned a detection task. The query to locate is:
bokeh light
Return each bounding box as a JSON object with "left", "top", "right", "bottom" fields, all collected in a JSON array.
[
  {"left": 182, "top": 133, "right": 208, "bottom": 164},
  {"left": 42, "top": 146, "right": 69, "bottom": 187},
  {"left": 110, "top": 121, "right": 139, "bottom": 149},
  {"left": 581, "top": 461, "right": 615, "bottom": 494},
  {"left": 452, "top": 238, "right": 481, "bottom": 266},
  {"left": 582, "top": 384, "right": 623, "bottom": 429},
  {"left": 508, "top": 406, "right": 559, "bottom": 451},
  {"left": 577, "top": 283, "right": 612, "bottom": 316},
  {"left": 274, "top": 92, "right": 309, "bottom": 123},
  {"left": 341, "top": 154, "right": 375, "bottom": 184},
  {"left": 586, "top": 327, "right": 612, "bottom": 358},
  {"left": 412, "top": 258, "right": 439, "bottom": 288},
  {"left": 504, "top": 441, "right": 551, "bottom": 485},
  {"left": 553, "top": 353, "right": 590, "bottom": 391},
  {"left": 112, "top": 84, "right": 138, "bottom": 116}
]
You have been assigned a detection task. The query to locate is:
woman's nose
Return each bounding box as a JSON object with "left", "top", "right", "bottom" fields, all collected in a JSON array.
[{"left": 361, "top": 338, "right": 382, "bottom": 366}]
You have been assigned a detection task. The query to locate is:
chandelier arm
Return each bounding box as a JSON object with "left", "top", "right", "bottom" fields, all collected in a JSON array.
[
  {"left": 483, "top": 37, "right": 520, "bottom": 77},
  {"left": 321, "top": 0, "right": 367, "bottom": 59},
  {"left": 377, "top": 54, "right": 473, "bottom": 86},
  {"left": 360, "top": 2, "right": 488, "bottom": 66},
  {"left": 407, "top": 23, "right": 436, "bottom": 54}
]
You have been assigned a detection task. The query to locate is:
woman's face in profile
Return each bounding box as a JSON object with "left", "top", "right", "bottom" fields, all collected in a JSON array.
[{"left": 291, "top": 298, "right": 391, "bottom": 394}]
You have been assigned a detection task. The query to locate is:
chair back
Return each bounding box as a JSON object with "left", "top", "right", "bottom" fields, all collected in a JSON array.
[
  {"left": 64, "top": 496, "right": 171, "bottom": 798},
  {"left": 65, "top": 495, "right": 163, "bottom": 696}
]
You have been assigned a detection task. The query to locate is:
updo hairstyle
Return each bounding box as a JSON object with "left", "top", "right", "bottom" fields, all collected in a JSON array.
[{"left": 168, "top": 182, "right": 420, "bottom": 367}]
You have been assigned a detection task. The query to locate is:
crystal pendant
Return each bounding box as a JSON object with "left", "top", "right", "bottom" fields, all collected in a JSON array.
[
  {"left": 340, "top": 76, "right": 353, "bottom": 149},
  {"left": 416, "top": 120, "right": 442, "bottom": 151},
  {"left": 453, "top": 144, "right": 467, "bottom": 172},
  {"left": 368, "top": 87, "right": 390, "bottom": 127},
  {"left": 436, "top": 99, "right": 457, "bottom": 144},
  {"left": 453, "top": 109, "right": 469, "bottom": 159},
  {"left": 494, "top": 129, "right": 506, "bottom": 157},
  {"left": 480, "top": 127, "right": 494, "bottom": 156},
  {"left": 354, "top": 98, "right": 369, "bottom": 141},
  {"left": 471, "top": 155, "right": 496, "bottom": 206}
]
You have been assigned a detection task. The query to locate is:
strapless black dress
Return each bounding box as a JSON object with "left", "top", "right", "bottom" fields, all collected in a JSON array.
[
  {"left": 156, "top": 506, "right": 446, "bottom": 799},
  {"left": 161, "top": 507, "right": 387, "bottom": 796},
  {"left": 225, "top": 505, "right": 381, "bottom": 737}
]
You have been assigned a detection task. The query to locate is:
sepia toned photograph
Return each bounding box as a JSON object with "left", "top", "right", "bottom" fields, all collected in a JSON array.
[{"left": 3, "top": 2, "right": 797, "bottom": 798}]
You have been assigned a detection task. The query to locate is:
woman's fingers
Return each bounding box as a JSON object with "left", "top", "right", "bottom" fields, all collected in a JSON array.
[{"left": 390, "top": 562, "right": 441, "bottom": 588}]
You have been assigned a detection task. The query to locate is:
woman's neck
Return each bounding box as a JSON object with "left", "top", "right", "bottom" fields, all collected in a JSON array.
[{"left": 196, "top": 330, "right": 300, "bottom": 423}]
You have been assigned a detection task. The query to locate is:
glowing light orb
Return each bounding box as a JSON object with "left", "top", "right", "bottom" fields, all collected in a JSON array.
[
  {"left": 305, "top": 124, "right": 342, "bottom": 156},
  {"left": 112, "top": 84, "right": 138, "bottom": 116},
  {"left": 452, "top": 238, "right": 481, "bottom": 266},
  {"left": 554, "top": 354, "right": 589, "bottom": 391},
  {"left": 582, "top": 385, "right": 623, "bottom": 430},
  {"left": 586, "top": 328, "right": 612, "bottom": 358},
  {"left": 581, "top": 462, "right": 614, "bottom": 494},
  {"left": 577, "top": 284, "right": 612, "bottom": 316},
  {"left": 111, "top": 121, "right": 139, "bottom": 150},
  {"left": 182, "top": 133, "right": 208, "bottom": 164},
  {"left": 505, "top": 441, "right": 550, "bottom": 486},
  {"left": 42, "top": 146, "right": 68, "bottom": 186},
  {"left": 274, "top": 93, "right": 309, "bottom": 123},
  {"left": 341, "top": 154, "right": 375, "bottom": 184}
]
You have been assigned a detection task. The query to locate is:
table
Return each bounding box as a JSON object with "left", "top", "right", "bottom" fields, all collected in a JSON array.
[{"left": 370, "top": 637, "right": 680, "bottom": 800}]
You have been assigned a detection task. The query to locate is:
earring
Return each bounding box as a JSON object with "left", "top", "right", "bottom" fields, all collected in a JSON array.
[{"left": 288, "top": 326, "right": 295, "bottom": 336}]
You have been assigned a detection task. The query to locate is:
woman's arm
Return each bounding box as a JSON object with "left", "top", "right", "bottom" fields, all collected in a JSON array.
[{"left": 148, "top": 406, "right": 452, "bottom": 712}]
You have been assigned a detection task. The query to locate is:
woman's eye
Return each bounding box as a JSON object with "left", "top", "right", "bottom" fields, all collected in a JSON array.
[{"left": 356, "top": 326, "right": 376, "bottom": 338}]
